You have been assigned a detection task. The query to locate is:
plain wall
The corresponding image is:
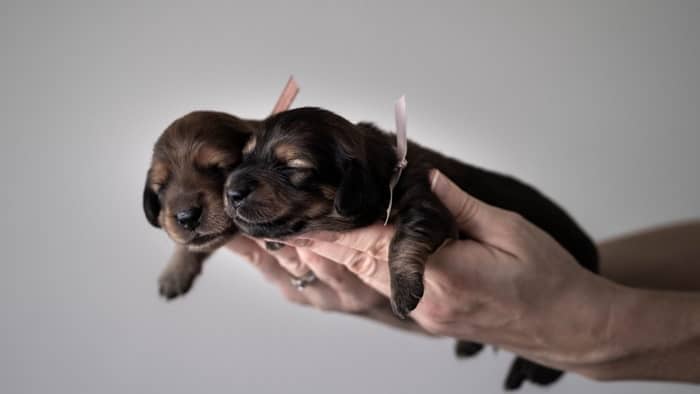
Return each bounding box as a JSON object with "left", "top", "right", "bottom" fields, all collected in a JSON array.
[{"left": 2, "top": 1, "right": 699, "bottom": 393}]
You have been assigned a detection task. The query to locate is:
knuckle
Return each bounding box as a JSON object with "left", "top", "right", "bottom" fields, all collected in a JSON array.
[
  {"left": 500, "top": 211, "right": 527, "bottom": 236},
  {"left": 339, "top": 295, "right": 373, "bottom": 313},
  {"left": 347, "top": 254, "right": 377, "bottom": 277},
  {"left": 312, "top": 297, "right": 336, "bottom": 311},
  {"left": 418, "top": 318, "right": 449, "bottom": 336},
  {"left": 367, "top": 237, "right": 390, "bottom": 259},
  {"left": 303, "top": 251, "right": 325, "bottom": 267},
  {"left": 240, "top": 249, "right": 261, "bottom": 265},
  {"left": 325, "top": 274, "right": 346, "bottom": 290},
  {"left": 454, "top": 195, "right": 479, "bottom": 224},
  {"left": 281, "top": 288, "right": 307, "bottom": 305},
  {"left": 280, "top": 259, "right": 305, "bottom": 275},
  {"left": 341, "top": 301, "right": 365, "bottom": 314},
  {"left": 419, "top": 300, "right": 459, "bottom": 328}
]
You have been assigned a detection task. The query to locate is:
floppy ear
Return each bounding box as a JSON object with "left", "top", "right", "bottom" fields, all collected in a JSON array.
[
  {"left": 142, "top": 177, "right": 162, "bottom": 228},
  {"left": 334, "top": 159, "right": 382, "bottom": 218}
]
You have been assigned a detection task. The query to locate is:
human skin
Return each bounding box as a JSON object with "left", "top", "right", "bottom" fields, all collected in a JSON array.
[
  {"left": 226, "top": 170, "right": 700, "bottom": 382},
  {"left": 599, "top": 221, "right": 700, "bottom": 291}
]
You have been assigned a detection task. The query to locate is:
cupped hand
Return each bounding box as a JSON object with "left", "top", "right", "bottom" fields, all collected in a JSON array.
[
  {"left": 289, "top": 170, "right": 620, "bottom": 371},
  {"left": 225, "top": 234, "right": 428, "bottom": 334}
]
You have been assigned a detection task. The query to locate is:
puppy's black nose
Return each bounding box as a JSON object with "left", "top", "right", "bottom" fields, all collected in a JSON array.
[
  {"left": 175, "top": 207, "right": 202, "bottom": 230},
  {"left": 226, "top": 186, "right": 252, "bottom": 208}
]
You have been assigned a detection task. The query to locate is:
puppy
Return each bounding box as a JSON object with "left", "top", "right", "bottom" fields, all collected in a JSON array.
[
  {"left": 143, "top": 111, "right": 258, "bottom": 299},
  {"left": 223, "top": 107, "right": 599, "bottom": 390}
]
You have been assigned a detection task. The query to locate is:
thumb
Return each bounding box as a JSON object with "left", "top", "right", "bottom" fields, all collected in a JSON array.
[{"left": 429, "top": 169, "right": 514, "bottom": 242}]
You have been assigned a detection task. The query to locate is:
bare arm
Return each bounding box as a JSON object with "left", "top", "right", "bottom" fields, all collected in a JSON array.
[
  {"left": 577, "top": 286, "right": 700, "bottom": 382},
  {"left": 600, "top": 220, "right": 700, "bottom": 291}
]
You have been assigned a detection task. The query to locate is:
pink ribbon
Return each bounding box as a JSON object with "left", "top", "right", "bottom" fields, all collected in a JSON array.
[
  {"left": 384, "top": 95, "right": 409, "bottom": 225},
  {"left": 272, "top": 76, "right": 299, "bottom": 114}
]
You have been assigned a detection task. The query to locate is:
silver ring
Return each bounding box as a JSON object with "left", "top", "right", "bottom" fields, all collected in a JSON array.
[{"left": 290, "top": 271, "right": 317, "bottom": 291}]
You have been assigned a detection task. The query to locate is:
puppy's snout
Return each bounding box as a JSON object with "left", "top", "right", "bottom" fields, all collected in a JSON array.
[
  {"left": 226, "top": 183, "right": 254, "bottom": 208},
  {"left": 226, "top": 170, "right": 259, "bottom": 208},
  {"left": 175, "top": 207, "right": 202, "bottom": 230}
]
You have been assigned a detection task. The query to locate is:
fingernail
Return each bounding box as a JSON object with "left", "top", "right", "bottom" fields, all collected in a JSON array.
[{"left": 429, "top": 169, "right": 441, "bottom": 191}]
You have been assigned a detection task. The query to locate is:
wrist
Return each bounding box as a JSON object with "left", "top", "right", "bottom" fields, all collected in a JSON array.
[
  {"left": 572, "top": 284, "right": 700, "bottom": 381},
  {"left": 536, "top": 273, "right": 629, "bottom": 368}
]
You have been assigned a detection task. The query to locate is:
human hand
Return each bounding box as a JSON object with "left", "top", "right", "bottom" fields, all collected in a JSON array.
[
  {"left": 225, "top": 235, "right": 429, "bottom": 334},
  {"left": 289, "top": 170, "right": 620, "bottom": 372}
]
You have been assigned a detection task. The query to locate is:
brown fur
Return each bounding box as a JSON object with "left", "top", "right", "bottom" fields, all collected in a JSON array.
[{"left": 143, "top": 111, "right": 258, "bottom": 299}]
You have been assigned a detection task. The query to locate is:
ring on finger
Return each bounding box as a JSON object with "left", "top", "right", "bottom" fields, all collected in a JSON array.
[{"left": 290, "top": 271, "right": 317, "bottom": 291}]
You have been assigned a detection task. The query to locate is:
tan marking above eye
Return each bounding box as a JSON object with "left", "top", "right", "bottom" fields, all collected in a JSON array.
[
  {"left": 274, "top": 143, "right": 301, "bottom": 162},
  {"left": 274, "top": 143, "right": 315, "bottom": 169},
  {"left": 243, "top": 136, "right": 256, "bottom": 154},
  {"left": 287, "top": 158, "right": 314, "bottom": 169},
  {"left": 150, "top": 161, "right": 169, "bottom": 190},
  {"left": 196, "top": 145, "right": 236, "bottom": 169}
]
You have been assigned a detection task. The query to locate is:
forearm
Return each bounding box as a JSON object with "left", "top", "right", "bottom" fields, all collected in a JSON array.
[
  {"left": 573, "top": 285, "right": 700, "bottom": 382},
  {"left": 600, "top": 220, "right": 700, "bottom": 291}
]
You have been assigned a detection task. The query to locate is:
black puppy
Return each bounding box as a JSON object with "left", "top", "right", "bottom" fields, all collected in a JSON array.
[{"left": 223, "top": 107, "right": 598, "bottom": 390}]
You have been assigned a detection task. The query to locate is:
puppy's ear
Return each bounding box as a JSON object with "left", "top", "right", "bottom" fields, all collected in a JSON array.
[
  {"left": 143, "top": 177, "right": 162, "bottom": 228},
  {"left": 334, "top": 159, "right": 382, "bottom": 217}
]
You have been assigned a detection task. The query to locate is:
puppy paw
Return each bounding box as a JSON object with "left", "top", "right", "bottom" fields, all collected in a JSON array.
[
  {"left": 265, "top": 241, "right": 284, "bottom": 251},
  {"left": 158, "top": 265, "right": 200, "bottom": 300},
  {"left": 527, "top": 363, "right": 564, "bottom": 386},
  {"left": 390, "top": 271, "right": 424, "bottom": 319},
  {"left": 504, "top": 357, "right": 564, "bottom": 391},
  {"left": 455, "top": 340, "right": 484, "bottom": 358}
]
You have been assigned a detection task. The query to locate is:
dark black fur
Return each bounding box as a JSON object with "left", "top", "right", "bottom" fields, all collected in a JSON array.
[{"left": 224, "top": 107, "right": 598, "bottom": 390}]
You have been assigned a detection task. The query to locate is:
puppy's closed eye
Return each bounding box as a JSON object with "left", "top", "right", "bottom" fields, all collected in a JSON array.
[
  {"left": 284, "top": 166, "right": 314, "bottom": 187},
  {"left": 197, "top": 162, "right": 236, "bottom": 179},
  {"left": 279, "top": 158, "right": 314, "bottom": 186}
]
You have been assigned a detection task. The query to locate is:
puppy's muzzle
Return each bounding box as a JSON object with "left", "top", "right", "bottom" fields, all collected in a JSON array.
[
  {"left": 226, "top": 178, "right": 257, "bottom": 208},
  {"left": 175, "top": 206, "right": 202, "bottom": 230}
]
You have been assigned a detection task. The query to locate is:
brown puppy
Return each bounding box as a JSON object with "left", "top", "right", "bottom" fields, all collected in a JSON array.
[
  {"left": 223, "top": 107, "right": 599, "bottom": 390},
  {"left": 143, "top": 111, "right": 258, "bottom": 299},
  {"left": 143, "top": 78, "right": 298, "bottom": 299}
]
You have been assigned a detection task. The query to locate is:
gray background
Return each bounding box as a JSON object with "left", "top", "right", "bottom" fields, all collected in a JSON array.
[{"left": 2, "top": 1, "right": 699, "bottom": 393}]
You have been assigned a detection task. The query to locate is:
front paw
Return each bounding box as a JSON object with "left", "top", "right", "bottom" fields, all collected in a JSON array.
[
  {"left": 390, "top": 271, "right": 424, "bottom": 319},
  {"left": 158, "top": 266, "right": 200, "bottom": 300}
]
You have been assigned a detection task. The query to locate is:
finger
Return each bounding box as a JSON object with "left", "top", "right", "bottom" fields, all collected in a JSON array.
[
  {"left": 227, "top": 236, "right": 343, "bottom": 309},
  {"left": 429, "top": 169, "right": 517, "bottom": 244},
  {"left": 286, "top": 274, "right": 343, "bottom": 312},
  {"left": 257, "top": 244, "right": 343, "bottom": 311},
  {"left": 225, "top": 235, "right": 309, "bottom": 305},
  {"left": 247, "top": 239, "right": 342, "bottom": 309},
  {"left": 296, "top": 247, "right": 387, "bottom": 310},
  {"left": 294, "top": 223, "right": 395, "bottom": 258},
  {"left": 226, "top": 234, "right": 276, "bottom": 271},
  {"left": 297, "top": 241, "right": 392, "bottom": 297},
  {"left": 251, "top": 238, "right": 310, "bottom": 277}
]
